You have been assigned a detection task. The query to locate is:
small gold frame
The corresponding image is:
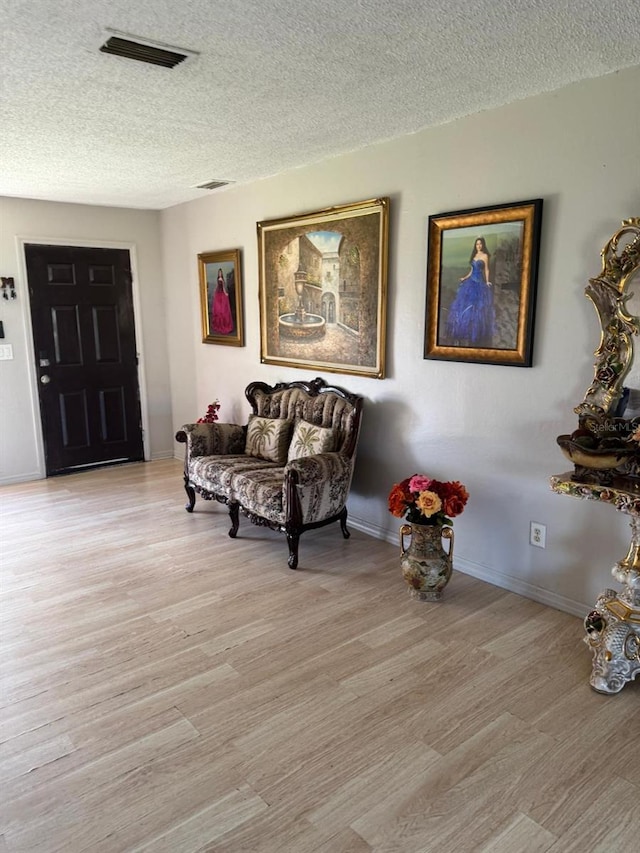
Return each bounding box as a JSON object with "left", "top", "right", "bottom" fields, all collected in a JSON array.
[{"left": 198, "top": 248, "right": 244, "bottom": 346}]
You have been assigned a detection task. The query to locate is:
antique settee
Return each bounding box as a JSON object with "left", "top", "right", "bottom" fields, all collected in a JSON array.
[{"left": 175, "top": 377, "right": 364, "bottom": 569}]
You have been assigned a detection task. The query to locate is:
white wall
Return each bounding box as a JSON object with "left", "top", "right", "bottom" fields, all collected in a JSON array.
[
  {"left": 162, "top": 66, "right": 640, "bottom": 615},
  {"left": 0, "top": 197, "right": 173, "bottom": 482}
]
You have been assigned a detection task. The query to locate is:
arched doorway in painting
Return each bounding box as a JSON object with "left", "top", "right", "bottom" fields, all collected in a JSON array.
[{"left": 322, "top": 292, "right": 336, "bottom": 324}]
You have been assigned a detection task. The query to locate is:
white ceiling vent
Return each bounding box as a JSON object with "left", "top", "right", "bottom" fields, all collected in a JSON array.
[
  {"left": 194, "top": 180, "right": 234, "bottom": 190},
  {"left": 99, "top": 30, "right": 198, "bottom": 69}
]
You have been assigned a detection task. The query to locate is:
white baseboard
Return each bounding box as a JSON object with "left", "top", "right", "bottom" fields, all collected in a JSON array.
[
  {"left": 1, "top": 455, "right": 175, "bottom": 484},
  {"left": 348, "top": 514, "right": 589, "bottom": 619},
  {"left": 0, "top": 470, "right": 45, "bottom": 485}
]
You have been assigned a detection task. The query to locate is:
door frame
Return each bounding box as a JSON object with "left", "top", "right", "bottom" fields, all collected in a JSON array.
[{"left": 17, "top": 236, "right": 151, "bottom": 478}]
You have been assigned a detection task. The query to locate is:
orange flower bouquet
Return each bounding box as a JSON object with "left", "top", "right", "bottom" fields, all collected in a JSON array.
[{"left": 388, "top": 474, "right": 469, "bottom": 527}]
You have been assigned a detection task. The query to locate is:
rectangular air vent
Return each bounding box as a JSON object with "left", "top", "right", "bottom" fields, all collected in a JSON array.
[
  {"left": 99, "top": 31, "right": 198, "bottom": 68},
  {"left": 195, "top": 180, "right": 233, "bottom": 190}
]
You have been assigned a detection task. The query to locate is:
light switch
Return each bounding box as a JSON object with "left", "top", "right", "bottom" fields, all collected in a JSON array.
[{"left": 0, "top": 344, "right": 14, "bottom": 360}]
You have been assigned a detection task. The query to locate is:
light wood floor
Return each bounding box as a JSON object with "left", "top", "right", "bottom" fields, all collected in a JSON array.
[{"left": 1, "top": 459, "right": 638, "bottom": 853}]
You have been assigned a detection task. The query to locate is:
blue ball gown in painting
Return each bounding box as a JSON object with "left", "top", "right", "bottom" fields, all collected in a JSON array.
[{"left": 445, "top": 259, "right": 495, "bottom": 345}]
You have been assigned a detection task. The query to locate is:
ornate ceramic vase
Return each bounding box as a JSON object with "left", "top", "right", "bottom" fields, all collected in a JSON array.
[{"left": 400, "top": 522, "right": 454, "bottom": 601}]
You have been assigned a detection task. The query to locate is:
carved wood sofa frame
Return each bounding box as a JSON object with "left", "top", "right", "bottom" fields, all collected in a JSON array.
[{"left": 175, "top": 377, "right": 363, "bottom": 569}]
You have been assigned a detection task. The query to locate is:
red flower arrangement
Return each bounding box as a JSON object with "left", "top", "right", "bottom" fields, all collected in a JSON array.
[
  {"left": 388, "top": 474, "right": 469, "bottom": 527},
  {"left": 197, "top": 400, "right": 220, "bottom": 423}
]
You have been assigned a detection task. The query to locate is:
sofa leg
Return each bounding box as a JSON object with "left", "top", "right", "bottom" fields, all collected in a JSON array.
[
  {"left": 286, "top": 533, "right": 300, "bottom": 570},
  {"left": 184, "top": 479, "right": 196, "bottom": 513},
  {"left": 339, "top": 506, "right": 351, "bottom": 539},
  {"left": 228, "top": 502, "right": 240, "bottom": 538}
]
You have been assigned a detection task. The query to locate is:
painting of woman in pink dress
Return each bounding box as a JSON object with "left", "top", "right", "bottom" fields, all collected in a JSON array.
[
  {"left": 198, "top": 250, "right": 244, "bottom": 346},
  {"left": 211, "top": 268, "right": 234, "bottom": 335}
]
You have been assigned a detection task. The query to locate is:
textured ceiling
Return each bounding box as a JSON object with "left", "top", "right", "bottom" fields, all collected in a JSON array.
[{"left": 1, "top": 0, "right": 639, "bottom": 210}]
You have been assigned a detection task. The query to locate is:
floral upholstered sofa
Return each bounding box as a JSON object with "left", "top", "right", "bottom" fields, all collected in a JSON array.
[{"left": 175, "top": 377, "right": 364, "bottom": 569}]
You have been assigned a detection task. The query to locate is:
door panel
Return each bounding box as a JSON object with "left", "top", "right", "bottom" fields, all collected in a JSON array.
[
  {"left": 26, "top": 244, "right": 144, "bottom": 475},
  {"left": 93, "top": 306, "right": 121, "bottom": 362},
  {"left": 60, "top": 390, "right": 90, "bottom": 448},
  {"left": 52, "top": 305, "right": 82, "bottom": 364},
  {"left": 99, "top": 387, "right": 127, "bottom": 442}
]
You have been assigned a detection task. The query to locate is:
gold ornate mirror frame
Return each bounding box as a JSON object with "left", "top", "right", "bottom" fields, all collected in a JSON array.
[
  {"left": 557, "top": 218, "right": 640, "bottom": 484},
  {"left": 577, "top": 218, "right": 640, "bottom": 420}
]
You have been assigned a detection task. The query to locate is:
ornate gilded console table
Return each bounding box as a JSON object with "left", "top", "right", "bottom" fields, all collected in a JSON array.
[{"left": 550, "top": 474, "right": 640, "bottom": 694}]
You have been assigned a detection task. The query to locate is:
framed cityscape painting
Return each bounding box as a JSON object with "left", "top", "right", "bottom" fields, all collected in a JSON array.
[{"left": 257, "top": 197, "right": 389, "bottom": 378}]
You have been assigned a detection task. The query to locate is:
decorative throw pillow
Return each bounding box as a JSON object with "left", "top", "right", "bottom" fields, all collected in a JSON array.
[
  {"left": 287, "top": 420, "right": 336, "bottom": 462},
  {"left": 245, "top": 415, "right": 293, "bottom": 464}
]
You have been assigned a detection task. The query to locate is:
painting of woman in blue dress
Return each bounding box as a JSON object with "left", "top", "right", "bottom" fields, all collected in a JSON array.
[{"left": 445, "top": 237, "right": 496, "bottom": 346}]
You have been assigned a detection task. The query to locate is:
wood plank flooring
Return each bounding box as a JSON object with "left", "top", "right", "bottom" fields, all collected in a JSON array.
[{"left": 1, "top": 459, "right": 638, "bottom": 852}]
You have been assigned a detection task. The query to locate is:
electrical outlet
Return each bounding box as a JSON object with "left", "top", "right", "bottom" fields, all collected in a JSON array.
[{"left": 530, "top": 521, "right": 546, "bottom": 549}]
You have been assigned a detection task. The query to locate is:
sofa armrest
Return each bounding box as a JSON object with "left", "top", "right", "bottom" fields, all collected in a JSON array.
[
  {"left": 175, "top": 422, "right": 246, "bottom": 458},
  {"left": 284, "top": 452, "right": 354, "bottom": 524}
]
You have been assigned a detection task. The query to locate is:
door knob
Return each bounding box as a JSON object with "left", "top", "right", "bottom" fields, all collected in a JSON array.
[{"left": 40, "top": 374, "right": 51, "bottom": 384}]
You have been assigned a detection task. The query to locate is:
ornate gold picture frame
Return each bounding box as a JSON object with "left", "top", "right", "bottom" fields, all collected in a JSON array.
[
  {"left": 257, "top": 197, "right": 389, "bottom": 378},
  {"left": 198, "top": 248, "right": 244, "bottom": 346},
  {"left": 424, "top": 199, "right": 543, "bottom": 366}
]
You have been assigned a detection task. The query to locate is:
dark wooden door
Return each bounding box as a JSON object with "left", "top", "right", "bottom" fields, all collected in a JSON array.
[{"left": 25, "top": 244, "right": 144, "bottom": 475}]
